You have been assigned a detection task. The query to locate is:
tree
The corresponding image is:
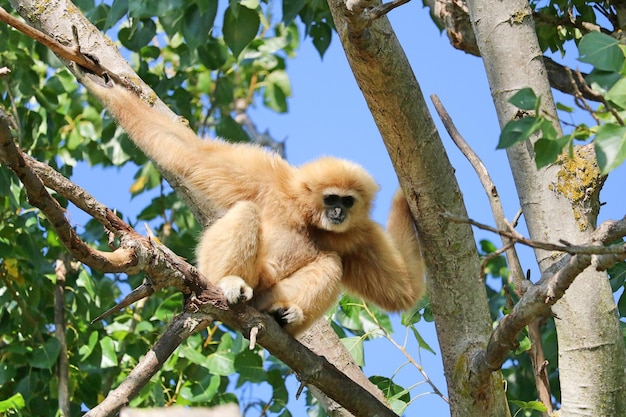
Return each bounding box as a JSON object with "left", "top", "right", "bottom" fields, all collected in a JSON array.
[{"left": 0, "top": 0, "right": 624, "bottom": 416}]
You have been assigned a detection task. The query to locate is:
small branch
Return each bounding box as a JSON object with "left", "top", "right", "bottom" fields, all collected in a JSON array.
[
  {"left": 91, "top": 281, "right": 155, "bottom": 324},
  {"left": 54, "top": 257, "right": 71, "bottom": 417},
  {"left": 527, "top": 318, "right": 553, "bottom": 415},
  {"left": 431, "top": 94, "right": 526, "bottom": 289},
  {"left": 366, "top": 0, "right": 411, "bottom": 20},
  {"left": 471, "top": 253, "right": 592, "bottom": 388},
  {"left": 445, "top": 213, "right": 626, "bottom": 255},
  {"left": 0, "top": 109, "right": 138, "bottom": 273},
  {"left": 24, "top": 154, "right": 121, "bottom": 236},
  {"left": 85, "top": 312, "right": 212, "bottom": 417},
  {"left": 0, "top": 6, "right": 109, "bottom": 77}
]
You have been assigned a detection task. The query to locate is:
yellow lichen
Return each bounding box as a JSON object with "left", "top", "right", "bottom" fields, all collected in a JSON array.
[{"left": 549, "top": 146, "right": 604, "bottom": 231}]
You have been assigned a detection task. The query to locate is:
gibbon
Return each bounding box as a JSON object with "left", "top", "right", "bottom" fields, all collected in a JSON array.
[{"left": 77, "top": 71, "right": 425, "bottom": 335}]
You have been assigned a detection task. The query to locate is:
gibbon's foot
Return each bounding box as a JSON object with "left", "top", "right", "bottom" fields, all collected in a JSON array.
[
  {"left": 269, "top": 305, "right": 304, "bottom": 327},
  {"left": 218, "top": 275, "right": 253, "bottom": 304}
]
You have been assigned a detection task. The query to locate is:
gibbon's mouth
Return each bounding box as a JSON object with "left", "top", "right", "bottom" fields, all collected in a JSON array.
[{"left": 326, "top": 207, "right": 347, "bottom": 224}]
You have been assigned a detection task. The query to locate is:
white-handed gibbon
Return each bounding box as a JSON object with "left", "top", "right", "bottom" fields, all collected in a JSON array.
[{"left": 78, "top": 71, "right": 425, "bottom": 335}]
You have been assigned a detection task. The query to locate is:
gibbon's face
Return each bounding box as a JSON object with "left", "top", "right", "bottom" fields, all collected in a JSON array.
[{"left": 318, "top": 188, "right": 360, "bottom": 232}]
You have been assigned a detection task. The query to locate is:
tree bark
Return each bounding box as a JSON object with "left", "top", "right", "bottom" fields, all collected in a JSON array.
[
  {"left": 465, "top": 0, "right": 625, "bottom": 415},
  {"left": 326, "top": 1, "right": 511, "bottom": 415}
]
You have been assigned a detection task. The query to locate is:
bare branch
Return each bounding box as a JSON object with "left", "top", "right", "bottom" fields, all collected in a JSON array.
[
  {"left": 54, "top": 257, "right": 71, "bottom": 417},
  {"left": 0, "top": 109, "right": 138, "bottom": 273},
  {"left": 445, "top": 212, "right": 626, "bottom": 256},
  {"left": 431, "top": 94, "right": 526, "bottom": 289},
  {"left": 85, "top": 312, "right": 212, "bottom": 417}
]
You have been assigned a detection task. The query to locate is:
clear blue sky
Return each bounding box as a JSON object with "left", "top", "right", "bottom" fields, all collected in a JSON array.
[{"left": 69, "top": 1, "right": 625, "bottom": 415}]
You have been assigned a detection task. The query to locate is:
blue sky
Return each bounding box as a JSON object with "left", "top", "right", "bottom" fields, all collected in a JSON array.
[{"left": 68, "top": 1, "right": 626, "bottom": 415}]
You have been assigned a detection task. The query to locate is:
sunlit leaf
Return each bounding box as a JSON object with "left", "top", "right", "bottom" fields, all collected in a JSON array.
[
  {"left": 594, "top": 123, "right": 626, "bottom": 174},
  {"left": 578, "top": 32, "right": 624, "bottom": 72},
  {"left": 340, "top": 337, "right": 364, "bottom": 366},
  {"left": 497, "top": 116, "right": 541, "bottom": 149},
  {"left": 411, "top": 325, "right": 436, "bottom": 355},
  {"left": 100, "top": 336, "right": 118, "bottom": 368},
  {"left": 0, "top": 393, "right": 25, "bottom": 412}
]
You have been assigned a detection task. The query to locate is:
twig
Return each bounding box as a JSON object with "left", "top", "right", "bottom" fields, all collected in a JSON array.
[
  {"left": 0, "top": 109, "right": 138, "bottom": 273},
  {"left": 444, "top": 212, "right": 626, "bottom": 255},
  {"left": 431, "top": 94, "right": 526, "bottom": 288},
  {"left": 91, "top": 282, "right": 155, "bottom": 323},
  {"left": 366, "top": 0, "right": 412, "bottom": 19},
  {"left": 0, "top": 6, "right": 108, "bottom": 77},
  {"left": 527, "top": 318, "right": 554, "bottom": 415},
  {"left": 361, "top": 303, "right": 449, "bottom": 403},
  {"left": 85, "top": 312, "right": 212, "bottom": 417},
  {"left": 54, "top": 257, "right": 71, "bottom": 417}
]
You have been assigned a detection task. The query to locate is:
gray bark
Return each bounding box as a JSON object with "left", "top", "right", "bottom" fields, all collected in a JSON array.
[{"left": 465, "top": 0, "right": 625, "bottom": 415}]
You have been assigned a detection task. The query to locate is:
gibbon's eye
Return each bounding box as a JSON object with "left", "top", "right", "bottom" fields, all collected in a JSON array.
[
  {"left": 323, "top": 194, "right": 341, "bottom": 207},
  {"left": 341, "top": 196, "right": 355, "bottom": 209}
]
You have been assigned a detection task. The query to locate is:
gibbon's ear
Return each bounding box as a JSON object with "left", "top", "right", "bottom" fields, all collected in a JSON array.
[{"left": 341, "top": 223, "right": 424, "bottom": 311}]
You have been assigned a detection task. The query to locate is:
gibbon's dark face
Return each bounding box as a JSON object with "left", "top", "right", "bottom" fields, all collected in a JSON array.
[{"left": 321, "top": 193, "right": 356, "bottom": 231}]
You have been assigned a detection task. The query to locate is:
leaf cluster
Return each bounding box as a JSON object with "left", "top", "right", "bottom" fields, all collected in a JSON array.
[{"left": 498, "top": 31, "right": 626, "bottom": 174}]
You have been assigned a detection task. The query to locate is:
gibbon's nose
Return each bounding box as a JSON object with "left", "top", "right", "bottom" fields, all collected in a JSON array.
[{"left": 327, "top": 207, "right": 346, "bottom": 223}]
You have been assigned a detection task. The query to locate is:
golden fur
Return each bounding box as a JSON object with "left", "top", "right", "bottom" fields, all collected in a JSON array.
[{"left": 78, "top": 73, "right": 425, "bottom": 335}]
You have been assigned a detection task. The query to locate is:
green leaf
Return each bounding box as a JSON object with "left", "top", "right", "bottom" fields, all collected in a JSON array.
[
  {"left": 310, "top": 21, "right": 332, "bottom": 57},
  {"left": 594, "top": 123, "right": 626, "bottom": 174},
  {"left": 100, "top": 336, "right": 119, "bottom": 368},
  {"left": 369, "top": 376, "right": 411, "bottom": 403},
  {"left": 235, "top": 350, "right": 266, "bottom": 386},
  {"left": 606, "top": 77, "right": 626, "bottom": 109},
  {"left": 509, "top": 399, "right": 548, "bottom": 412},
  {"left": 216, "top": 115, "right": 251, "bottom": 143},
  {"left": 508, "top": 87, "right": 539, "bottom": 111},
  {"left": 410, "top": 325, "right": 436, "bottom": 355},
  {"left": 104, "top": 0, "right": 129, "bottom": 31},
  {"left": 79, "top": 331, "right": 100, "bottom": 361},
  {"left": 182, "top": 2, "right": 217, "bottom": 50},
  {"left": 534, "top": 134, "right": 571, "bottom": 169},
  {"left": 283, "top": 0, "right": 306, "bottom": 23},
  {"left": 497, "top": 116, "right": 541, "bottom": 149},
  {"left": 340, "top": 337, "right": 365, "bottom": 366},
  {"left": 29, "top": 337, "right": 61, "bottom": 369},
  {"left": 223, "top": 4, "right": 260, "bottom": 58},
  {"left": 0, "top": 393, "right": 25, "bottom": 412},
  {"left": 198, "top": 38, "right": 229, "bottom": 70},
  {"left": 263, "top": 70, "right": 291, "bottom": 113},
  {"left": 578, "top": 32, "right": 624, "bottom": 73},
  {"left": 118, "top": 18, "right": 157, "bottom": 52}
]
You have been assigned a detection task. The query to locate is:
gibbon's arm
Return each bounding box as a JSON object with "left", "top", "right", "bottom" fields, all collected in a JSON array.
[
  {"left": 77, "top": 72, "right": 294, "bottom": 210},
  {"left": 341, "top": 191, "right": 424, "bottom": 311}
]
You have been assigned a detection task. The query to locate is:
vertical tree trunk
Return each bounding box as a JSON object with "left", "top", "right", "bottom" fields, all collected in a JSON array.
[
  {"left": 465, "top": 0, "right": 626, "bottom": 414},
  {"left": 326, "top": 1, "right": 511, "bottom": 415}
]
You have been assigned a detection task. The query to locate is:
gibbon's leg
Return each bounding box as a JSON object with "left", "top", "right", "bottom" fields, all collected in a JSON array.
[
  {"left": 196, "top": 201, "right": 261, "bottom": 304},
  {"left": 251, "top": 253, "right": 343, "bottom": 335}
]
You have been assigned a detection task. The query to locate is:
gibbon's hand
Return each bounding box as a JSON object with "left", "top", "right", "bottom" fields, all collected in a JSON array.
[
  {"left": 218, "top": 275, "right": 254, "bottom": 304},
  {"left": 268, "top": 305, "right": 305, "bottom": 327}
]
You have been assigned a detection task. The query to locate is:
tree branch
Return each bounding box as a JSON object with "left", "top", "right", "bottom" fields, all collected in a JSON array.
[
  {"left": 0, "top": 109, "right": 138, "bottom": 273},
  {"left": 431, "top": 94, "right": 526, "bottom": 290}
]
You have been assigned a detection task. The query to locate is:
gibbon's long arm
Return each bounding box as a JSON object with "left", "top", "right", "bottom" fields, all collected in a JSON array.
[
  {"left": 77, "top": 72, "right": 295, "bottom": 213},
  {"left": 386, "top": 189, "right": 425, "bottom": 298},
  {"left": 341, "top": 190, "right": 425, "bottom": 311}
]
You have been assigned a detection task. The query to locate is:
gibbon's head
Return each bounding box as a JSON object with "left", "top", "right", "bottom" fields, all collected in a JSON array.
[{"left": 296, "top": 157, "right": 379, "bottom": 233}]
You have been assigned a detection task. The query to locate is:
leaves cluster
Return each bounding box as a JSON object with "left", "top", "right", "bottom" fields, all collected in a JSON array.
[{"left": 499, "top": 31, "right": 626, "bottom": 174}]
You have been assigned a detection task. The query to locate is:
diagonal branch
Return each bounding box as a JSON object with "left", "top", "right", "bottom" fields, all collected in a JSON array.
[{"left": 0, "top": 109, "right": 138, "bottom": 273}]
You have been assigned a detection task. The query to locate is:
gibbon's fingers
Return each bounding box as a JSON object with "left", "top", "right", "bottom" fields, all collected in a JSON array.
[
  {"left": 387, "top": 189, "right": 425, "bottom": 298},
  {"left": 268, "top": 305, "right": 305, "bottom": 327},
  {"left": 219, "top": 276, "right": 254, "bottom": 304}
]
